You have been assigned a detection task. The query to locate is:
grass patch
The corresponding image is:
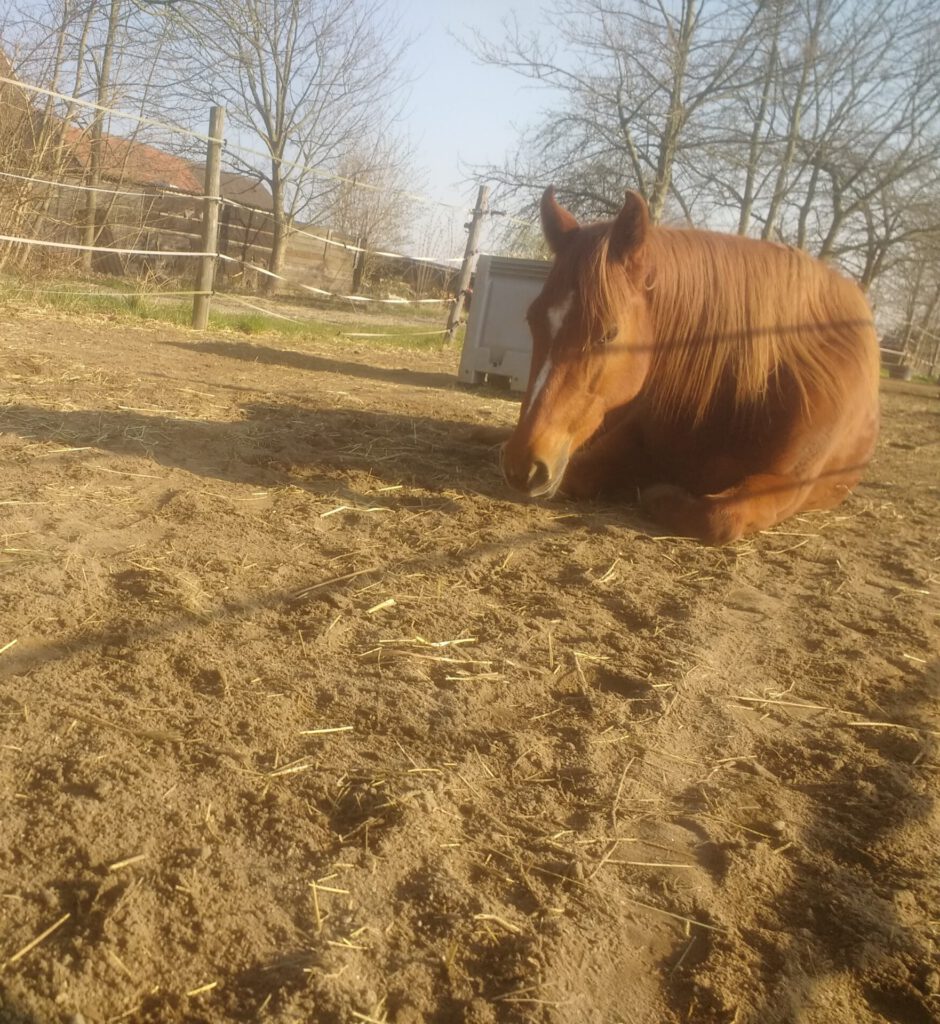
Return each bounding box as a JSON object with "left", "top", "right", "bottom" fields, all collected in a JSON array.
[{"left": 0, "top": 274, "right": 457, "bottom": 351}]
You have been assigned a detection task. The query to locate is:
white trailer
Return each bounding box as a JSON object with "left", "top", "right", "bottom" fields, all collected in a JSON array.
[{"left": 457, "top": 255, "right": 550, "bottom": 392}]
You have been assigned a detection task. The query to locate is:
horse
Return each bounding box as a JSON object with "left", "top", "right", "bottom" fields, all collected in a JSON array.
[{"left": 500, "top": 187, "right": 880, "bottom": 544}]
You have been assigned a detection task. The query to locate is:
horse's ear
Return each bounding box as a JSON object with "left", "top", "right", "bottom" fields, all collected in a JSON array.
[
  {"left": 540, "top": 186, "right": 579, "bottom": 254},
  {"left": 609, "top": 190, "right": 649, "bottom": 264}
]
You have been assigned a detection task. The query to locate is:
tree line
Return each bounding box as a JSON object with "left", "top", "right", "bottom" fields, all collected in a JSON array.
[
  {"left": 2, "top": 0, "right": 939, "bottom": 370},
  {"left": 0, "top": 0, "right": 417, "bottom": 291},
  {"left": 475, "top": 0, "right": 940, "bottom": 372}
]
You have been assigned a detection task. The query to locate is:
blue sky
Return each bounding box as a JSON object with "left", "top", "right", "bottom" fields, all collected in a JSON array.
[
  {"left": 8, "top": 0, "right": 550, "bottom": 255},
  {"left": 396, "top": 0, "right": 547, "bottom": 208}
]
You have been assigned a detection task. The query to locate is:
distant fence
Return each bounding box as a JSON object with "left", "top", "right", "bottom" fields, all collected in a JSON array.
[
  {"left": 880, "top": 327, "right": 940, "bottom": 380},
  {"left": 3, "top": 173, "right": 358, "bottom": 293},
  {"left": 0, "top": 72, "right": 518, "bottom": 335},
  {"left": 217, "top": 202, "right": 356, "bottom": 294}
]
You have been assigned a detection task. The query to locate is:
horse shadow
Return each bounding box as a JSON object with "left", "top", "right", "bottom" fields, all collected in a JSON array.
[
  {"left": 0, "top": 398, "right": 644, "bottom": 684},
  {"left": 160, "top": 337, "right": 519, "bottom": 399},
  {"left": 0, "top": 400, "right": 514, "bottom": 501}
]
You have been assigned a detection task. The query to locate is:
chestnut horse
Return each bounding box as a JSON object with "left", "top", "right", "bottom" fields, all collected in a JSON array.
[{"left": 500, "top": 188, "right": 880, "bottom": 544}]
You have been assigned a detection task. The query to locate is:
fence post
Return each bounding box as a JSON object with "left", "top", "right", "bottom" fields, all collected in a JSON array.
[
  {"left": 217, "top": 200, "right": 231, "bottom": 287},
  {"left": 192, "top": 105, "right": 225, "bottom": 330},
  {"left": 445, "top": 184, "right": 489, "bottom": 342},
  {"left": 351, "top": 234, "right": 365, "bottom": 293}
]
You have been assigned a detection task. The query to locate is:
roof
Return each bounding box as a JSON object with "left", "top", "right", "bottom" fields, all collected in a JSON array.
[
  {"left": 62, "top": 126, "right": 203, "bottom": 193},
  {"left": 190, "top": 166, "right": 274, "bottom": 212}
]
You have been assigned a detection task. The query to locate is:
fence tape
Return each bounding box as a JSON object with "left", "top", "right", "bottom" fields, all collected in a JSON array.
[
  {"left": 25, "top": 287, "right": 207, "bottom": 297},
  {"left": 0, "top": 168, "right": 206, "bottom": 202},
  {"left": 280, "top": 223, "right": 464, "bottom": 264},
  {"left": 222, "top": 293, "right": 306, "bottom": 323},
  {"left": 0, "top": 75, "right": 462, "bottom": 213},
  {"left": 0, "top": 232, "right": 206, "bottom": 258},
  {"left": 341, "top": 330, "right": 449, "bottom": 338},
  {"left": 0, "top": 230, "right": 451, "bottom": 307},
  {"left": 219, "top": 253, "right": 451, "bottom": 307},
  {"left": 1, "top": 73, "right": 536, "bottom": 242},
  {"left": 891, "top": 321, "right": 940, "bottom": 344},
  {"left": 219, "top": 199, "right": 464, "bottom": 264},
  {"left": 0, "top": 75, "right": 217, "bottom": 144},
  {"left": 220, "top": 295, "right": 449, "bottom": 337},
  {"left": 218, "top": 140, "right": 464, "bottom": 212}
]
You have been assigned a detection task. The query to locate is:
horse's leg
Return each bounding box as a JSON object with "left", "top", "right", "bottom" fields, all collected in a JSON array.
[
  {"left": 640, "top": 472, "right": 818, "bottom": 544},
  {"left": 560, "top": 416, "right": 650, "bottom": 499}
]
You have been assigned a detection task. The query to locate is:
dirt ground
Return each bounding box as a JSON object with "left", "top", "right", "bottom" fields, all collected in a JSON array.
[{"left": 1, "top": 307, "right": 938, "bottom": 1024}]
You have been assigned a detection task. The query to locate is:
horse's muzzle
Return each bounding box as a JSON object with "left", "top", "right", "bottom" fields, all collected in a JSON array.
[{"left": 501, "top": 444, "right": 568, "bottom": 498}]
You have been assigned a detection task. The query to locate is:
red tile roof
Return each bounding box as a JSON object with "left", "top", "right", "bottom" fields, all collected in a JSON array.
[{"left": 62, "top": 126, "right": 203, "bottom": 193}]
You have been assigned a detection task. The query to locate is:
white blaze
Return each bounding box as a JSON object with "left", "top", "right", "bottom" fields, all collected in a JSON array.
[
  {"left": 547, "top": 292, "right": 574, "bottom": 340},
  {"left": 526, "top": 356, "right": 552, "bottom": 420},
  {"left": 526, "top": 291, "right": 572, "bottom": 420}
]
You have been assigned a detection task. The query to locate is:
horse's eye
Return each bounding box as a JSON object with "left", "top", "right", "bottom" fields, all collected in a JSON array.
[{"left": 598, "top": 328, "right": 617, "bottom": 346}]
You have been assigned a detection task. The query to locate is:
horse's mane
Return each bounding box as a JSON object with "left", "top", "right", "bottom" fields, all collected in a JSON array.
[{"left": 580, "top": 224, "right": 878, "bottom": 424}]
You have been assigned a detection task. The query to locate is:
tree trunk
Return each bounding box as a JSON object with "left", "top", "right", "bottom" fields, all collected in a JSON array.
[
  {"left": 795, "top": 161, "right": 820, "bottom": 249},
  {"left": 82, "top": 0, "right": 122, "bottom": 273},
  {"left": 649, "top": 0, "right": 696, "bottom": 222},
  {"left": 738, "top": 38, "right": 778, "bottom": 235},
  {"left": 264, "top": 168, "right": 288, "bottom": 295},
  {"left": 763, "top": 2, "right": 822, "bottom": 240}
]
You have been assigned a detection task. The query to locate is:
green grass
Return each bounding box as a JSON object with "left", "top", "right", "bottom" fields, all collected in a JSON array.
[{"left": 0, "top": 274, "right": 458, "bottom": 352}]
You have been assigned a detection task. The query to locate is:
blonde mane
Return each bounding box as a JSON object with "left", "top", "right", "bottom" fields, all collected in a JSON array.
[{"left": 580, "top": 225, "right": 878, "bottom": 424}]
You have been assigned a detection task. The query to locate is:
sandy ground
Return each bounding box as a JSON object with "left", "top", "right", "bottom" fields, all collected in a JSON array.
[{"left": 0, "top": 308, "right": 938, "bottom": 1024}]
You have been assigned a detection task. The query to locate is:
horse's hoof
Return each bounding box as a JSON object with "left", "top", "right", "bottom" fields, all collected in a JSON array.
[{"left": 640, "top": 483, "right": 688, "bottom": 519}]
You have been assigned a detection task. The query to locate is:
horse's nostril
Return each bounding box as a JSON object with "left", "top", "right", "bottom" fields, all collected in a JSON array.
[
  {"left": 526, "top": 459, "right": 551, "bottom": 492},
  {"left": 503, "top": 453, "right": 557, "bottom": 494}
]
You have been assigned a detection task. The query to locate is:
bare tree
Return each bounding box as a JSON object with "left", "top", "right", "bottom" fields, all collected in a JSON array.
[
  {"left": 474, "top": 0, "right": 940, "bottom": 334},
  {"left": 471, "top": 0, "right": 766, "bottom": 223},
  {"left": 870, "top": 182, "right": 940, "bottom": 377},
  {"left": 1, "top": 0, "right": 96, "bottom": 268},
  {"left": 323, "top": 133, "right": 419, "bottom": 289},
  {"left": 3, "top": 0, "right": 182, "bottom": 269},
  {"left": 80, "top": 0, "right": 121, "bottom": 270},
  {"left": 168, "top": 0, "right": 411, "bottom": 292}
]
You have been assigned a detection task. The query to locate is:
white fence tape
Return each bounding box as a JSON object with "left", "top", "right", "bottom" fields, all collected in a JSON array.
[
  {"left": 0, "top": 168, "right": 205, "bottom": 202},
  {"left": 218, "top": 199, "right": 464, "bottom": 264},
  {"left": 0, "top": 232, "right": 206, "bottom": 258},
  {"left": 218, "top": 253, "right": 451, "bottom": 307},
  {"left": 0, "top": 75, "right": 217, "bottom": 144}
]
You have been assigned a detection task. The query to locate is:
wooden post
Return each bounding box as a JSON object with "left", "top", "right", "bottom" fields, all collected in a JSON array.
[
  {"left": 351, "top": 234, "right": 365, "bottom": 293},
  {"left": 217, "top": 200, "right": 231, "bottom": 287},
  {"left": 446, "top": 184, "right": 489, "bottom": 341},
  {"left": 192, "top": 105, "right": 225, "bottom": 330}
]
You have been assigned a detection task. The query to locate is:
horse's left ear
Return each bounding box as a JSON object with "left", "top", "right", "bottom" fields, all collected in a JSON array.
[
  {"left": 609, "top": 190, "right": 649, "bottom": 263},
  {"left": 540, "top": 186, "right": 580, "bottom": 254}
]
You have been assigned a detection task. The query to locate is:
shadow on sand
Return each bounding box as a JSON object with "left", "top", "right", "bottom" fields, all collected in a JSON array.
[
  {"left": 0, "top": 399, "right": 513, "bottom": 498},
  {"left": 160, "top": 337, "right": 519, "bottom": 399}
]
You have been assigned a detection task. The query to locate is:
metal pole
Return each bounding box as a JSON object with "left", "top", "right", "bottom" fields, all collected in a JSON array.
[
  {"left": 445, "top": 184, "right": 488, "bottom": 341},
  {"left": 192, "top": 105, "right": 224, "bottom": 330}
]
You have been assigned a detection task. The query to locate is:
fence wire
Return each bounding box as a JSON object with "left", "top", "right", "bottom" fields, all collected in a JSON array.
[{"left": 1, "top": 70, "right": 538, "bottom": 322}]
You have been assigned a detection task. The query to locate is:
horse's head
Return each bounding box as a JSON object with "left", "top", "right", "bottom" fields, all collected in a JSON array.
[{"left": 502, "top": 187, "right": 654, "bottom": 498}]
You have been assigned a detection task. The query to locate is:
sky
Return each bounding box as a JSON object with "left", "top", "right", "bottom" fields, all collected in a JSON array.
[
  {"left": 394, "top": 0, "right": 549, "bottom": 252},
  {"left": 6, "top": 0, "right": 552, "bottom": 257}
]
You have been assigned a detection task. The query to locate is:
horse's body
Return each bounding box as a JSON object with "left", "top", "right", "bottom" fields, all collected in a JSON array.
[{"left": 500, "top": 188, "right": 880, "bottom": 544}]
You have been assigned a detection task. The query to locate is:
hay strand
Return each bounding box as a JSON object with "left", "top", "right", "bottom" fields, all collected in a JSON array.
[{"left": 4, "top": 912, "right": 70, "bottom": 967}]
